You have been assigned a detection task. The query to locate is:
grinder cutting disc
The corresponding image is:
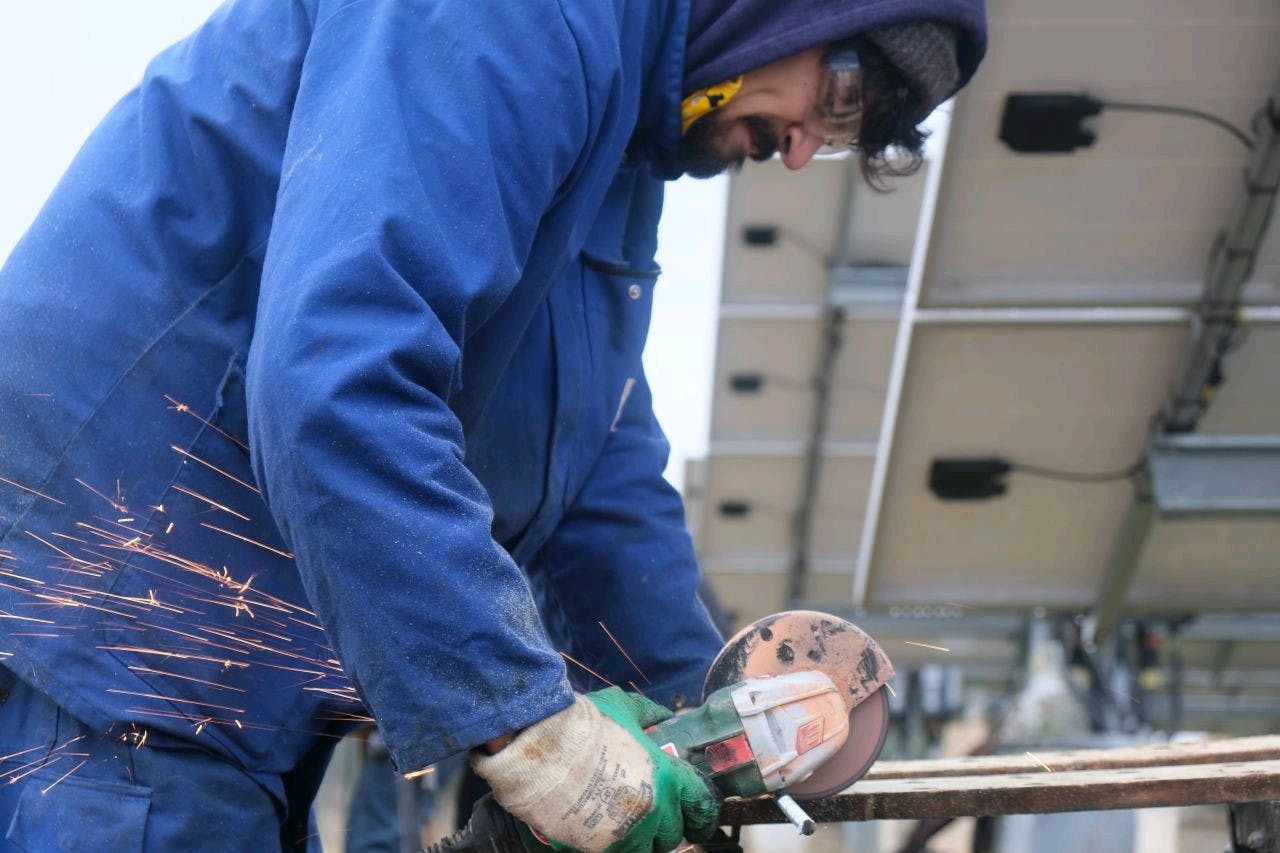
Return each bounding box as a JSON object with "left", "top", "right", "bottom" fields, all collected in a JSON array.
[{"left": 703, "top": 610, "right": 894, "bottom": 800}]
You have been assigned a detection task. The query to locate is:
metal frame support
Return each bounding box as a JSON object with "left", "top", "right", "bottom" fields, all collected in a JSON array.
[
  {"left": 1163, "top": 81, "right": 1280, "bottom": 432},
  {"left": 784, "top": 157, "right": 858, "bottom": 606},
  {"left": 1091, "top": 481, "right": 1156, "bottom": 640},
  {"left": 1092, "top": 78, "right": 1280, "bottom": 631},
  {"left": 1149, "top": 434, "right": 1280, "bottom": 514},
  {"left": 786, "top": 302, "right": 844, "bottom": 605}
]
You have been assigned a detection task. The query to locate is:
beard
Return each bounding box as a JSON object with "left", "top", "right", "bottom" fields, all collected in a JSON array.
[{"left": 674, "top": 113, "right": 780, "bottom": 179}]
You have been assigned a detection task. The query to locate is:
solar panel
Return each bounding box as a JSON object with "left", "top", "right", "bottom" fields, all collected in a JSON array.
[{"left": 696, "top": 1, "right": 1280, "bottom": 629}]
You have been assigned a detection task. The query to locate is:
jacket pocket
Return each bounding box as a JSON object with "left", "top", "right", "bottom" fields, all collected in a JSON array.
[
  {"left": 7, "top": 773, "right": 150, "bottom": 852},
  {"left": 578, "top": 251, "right": 658, "bottom": 379}
]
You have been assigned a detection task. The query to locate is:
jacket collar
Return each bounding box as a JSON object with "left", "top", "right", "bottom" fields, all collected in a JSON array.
[{"left": 627, "top": 0, "right": 692, "bottom": 179}]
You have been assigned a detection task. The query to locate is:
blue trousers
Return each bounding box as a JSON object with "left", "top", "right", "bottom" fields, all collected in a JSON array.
[
  {"left": 0, "top": 671, "right": 319, "bottom": 851},
  {"left": 346, "top": 730, "right": 465, "bottom": 853}
]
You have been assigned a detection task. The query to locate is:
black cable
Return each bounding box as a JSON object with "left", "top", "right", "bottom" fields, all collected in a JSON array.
[
  {"left": 1224, "top": 322, "right": 1252, "bottom": 354},
  {"left": 1100, "top": 100, "right": 1254, "bottom": 151},
  {"left": 1010, "top": 457, "right": 1145, "bottom": 484}
]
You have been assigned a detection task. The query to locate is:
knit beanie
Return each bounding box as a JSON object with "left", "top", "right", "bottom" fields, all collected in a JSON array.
[
  {"left": 681, "top": 0, "right": 986, "bottom": 98},
  {"left": 863, "top": 22, "right": 961, "bottom": 119}
]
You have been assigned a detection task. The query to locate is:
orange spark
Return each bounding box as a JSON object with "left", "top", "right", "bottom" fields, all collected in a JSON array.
[
  {"left": 170, "top": 484, "right": 251, "bottom": 521},
  {"left": 74, "top": 478, "right": 128, "bottom": 513},
  {"left": 9, "top": 755, "right": 69, "bottom": 785},
  {"left": 169, "top": 446, "right": 260, "bottom": 493},
  {"left": 403, "top": 767, "right": 436, "bottom": 781},
  {"left": 317, "top": 712, "right": 376, "bottom": 724},
  {"left": 0, "top": 475, "right": 65, "bottom": 506},
  {"left": 118, "top": 727, "right": 149, "bottom": 750},
  {"left": 90, "top": 515, "right": 149, "bottom": 538},
  {"left": 559, "top": 652, "right": 614, "bottom": 687},
  {"left": 0, "top": 568, "right": 46, "bottom": 585},
  {"left": 0, "top": 609, "right": 57, "bottom": 626},
  {"left": 302, "top": 687, "right": 363, "bottom": 702},
  {"left": 0, "top": 745, "right": 46, "bottom": 764},
  {"left": 127, "top": 666, "right": 246, "bottom": 693},
  {"left": 165, "top": 395, "right": 250, "bottom": 452},
  {"left": 1026, "top": 751, "right": 1054, "bottom": 772},
  {"left": 7, "top": 736, "right": 87, "bottom": 784},
  {"left": 25, "top": 589, "right": 137, "bottom": 619},
  {"left": 598, "top": 621, "right": 651, "bottom": 685},
  {"left": 97, "top": 646, "right": 251, "bottom": 670},
  {"left": 124, "top": 709, "right": 348, "bottom": 744},
  {"left": 105, "top": 689, "right": 245, "bottom": 715},
  {"left": 54, "top": 584, "right": 183, "bottom": 615},
  {"left": 198, "top": 524, "right": 293, "bottom": 559},
  {"left": 40, "top": 759, "right": 88, "bottom": 795},
  {"left": 903, "top": 640, "right": 951, "bottom": 653}
]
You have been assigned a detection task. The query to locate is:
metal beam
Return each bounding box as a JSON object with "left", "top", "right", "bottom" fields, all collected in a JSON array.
[
  {"left": 786, "top": 303, "right": 844, "bottom": 605},
  {"left": 1092, "top": 488, "right": 1156, "bottom": 639},
  {"left": 790, "top": 604, "right": 1029, "bottom": 639},
  {"left": 1180, "top": 612, "right": 1280, "bottom": 644},
  {"left": 706, "top": 438, "right": 878, "bottom": 458},
  {"left": 854, "top": 109, "right": 956, "bottom": 605},
  {"left": 829, "top": 264, "right": 909, "bottom": 305},
  {"left": 1145, "top": 694, "right": 1280, "bottom": 721},
  {"left": 913, "top": 306, "right": 1190, "bottom": 325},
  {"left": 786, "top": 162, "right": 864, "bottom": 607},
  {"left": 1149, "top": 434, "right": 1280, "bottom": 515},
  {"left": 1162, "top": 78, "right": 1280, "bottom": 432}
]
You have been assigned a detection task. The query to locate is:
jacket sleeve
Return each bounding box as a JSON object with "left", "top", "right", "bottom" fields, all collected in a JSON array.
[
  {"left": 246, "top": 0, "right": 586, "bottom": 770},
  {"left": 527, "top": 370, "right": 725, "bottom": 711}
]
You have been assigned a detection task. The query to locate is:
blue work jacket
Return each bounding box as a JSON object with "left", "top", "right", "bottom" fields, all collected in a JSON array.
[{"left": 0, "top": 0, "right": 722, "bottom": 783}]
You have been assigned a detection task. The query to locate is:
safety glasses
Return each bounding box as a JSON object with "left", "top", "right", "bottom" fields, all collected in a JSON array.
[{"left": 809, "top": 40, "right": 863, "bottom": 153}]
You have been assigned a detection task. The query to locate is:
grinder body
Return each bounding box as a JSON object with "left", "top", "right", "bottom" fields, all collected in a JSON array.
[{"left": 645, "top": 671, "right": 850, "bottom": 799}]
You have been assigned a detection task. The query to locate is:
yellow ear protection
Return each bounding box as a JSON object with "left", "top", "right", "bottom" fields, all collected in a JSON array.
[{"left": 680, "top": 76, "right": 744, "bottom": 134}]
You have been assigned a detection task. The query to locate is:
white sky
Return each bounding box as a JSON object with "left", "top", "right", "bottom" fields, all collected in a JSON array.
[{"left": 0, "top": 1, "right": 724, "bottom": 491}]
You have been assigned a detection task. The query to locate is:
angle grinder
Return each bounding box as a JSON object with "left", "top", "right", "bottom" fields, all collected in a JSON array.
[{"left": 426, "top": 610, "right": 894, "bottom": 851}]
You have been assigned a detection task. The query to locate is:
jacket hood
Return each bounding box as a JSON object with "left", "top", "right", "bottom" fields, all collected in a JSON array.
[{"left": 683, "top": 0, "right": 987, "bottom": 96}]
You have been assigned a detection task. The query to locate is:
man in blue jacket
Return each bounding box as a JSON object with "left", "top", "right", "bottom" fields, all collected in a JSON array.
[{"left": 0, "top": 0, "right": 984, "bottom": 849}]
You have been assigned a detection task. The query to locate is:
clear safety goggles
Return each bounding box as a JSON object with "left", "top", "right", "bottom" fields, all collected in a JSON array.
[{"left": 809, "top": 40, "right": 863, "bottom": 153}]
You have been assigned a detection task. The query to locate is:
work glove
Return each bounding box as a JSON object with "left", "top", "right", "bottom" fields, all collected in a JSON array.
[{"left": 471, "top": 687, "right": 721, "bottom": 853}]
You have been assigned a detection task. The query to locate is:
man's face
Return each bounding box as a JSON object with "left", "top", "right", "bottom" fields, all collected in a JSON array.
[{"left": 675, "top": 47, "right": 835, "bottom": 178}]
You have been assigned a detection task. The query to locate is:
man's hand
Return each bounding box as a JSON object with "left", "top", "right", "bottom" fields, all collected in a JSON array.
[{"left": 471, "top": 687, "right": 720, "bottom": 852}]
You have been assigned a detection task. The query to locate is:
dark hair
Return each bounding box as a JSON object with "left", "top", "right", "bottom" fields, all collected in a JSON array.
[{"left": 850, "top": 38, "right": 930, "bottom": 191}]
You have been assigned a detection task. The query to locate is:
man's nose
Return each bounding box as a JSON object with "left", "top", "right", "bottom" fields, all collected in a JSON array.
[{"left": 780, "top": 125, "right": 824, "bottom": 170}]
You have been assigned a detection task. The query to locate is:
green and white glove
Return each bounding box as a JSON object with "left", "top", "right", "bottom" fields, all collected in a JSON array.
[{"left": 471, "top": 687, "right": 721, "bottom": 853}]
